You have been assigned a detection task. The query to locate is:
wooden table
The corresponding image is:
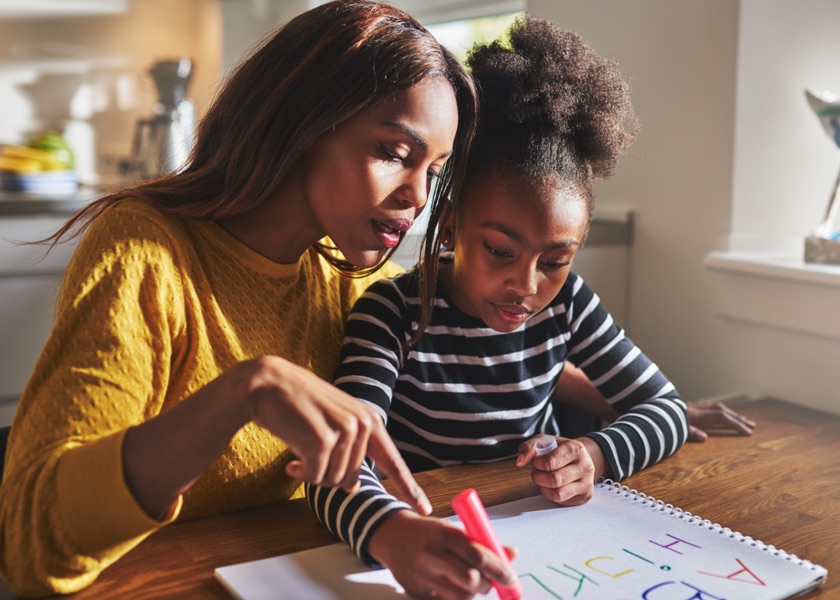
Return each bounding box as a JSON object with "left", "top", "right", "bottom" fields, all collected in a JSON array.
[{"left": 1, "top": 398, "right": 837, "bottom": 599}]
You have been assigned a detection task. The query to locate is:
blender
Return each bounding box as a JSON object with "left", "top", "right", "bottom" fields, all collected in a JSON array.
[{"left": 125, "top": 58, "right": 195, "bottom": 180}]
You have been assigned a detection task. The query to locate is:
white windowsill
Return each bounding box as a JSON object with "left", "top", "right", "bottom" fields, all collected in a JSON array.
[
  {"left": 704, "top": 250, "right": 840, "bottom": 340},
  {"left": 704, "top": 250, "right": 840, "bottom": 288}
]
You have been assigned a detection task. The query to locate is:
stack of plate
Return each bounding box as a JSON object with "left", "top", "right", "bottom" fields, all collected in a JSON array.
[{"left": 0, "top": 171, "right": 79, "bottom": 196}]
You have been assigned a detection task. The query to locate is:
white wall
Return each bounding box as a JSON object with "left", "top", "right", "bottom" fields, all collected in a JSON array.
[
  {"left": 732, "top": 0, "right": 840, "bottom": 253},
  {"left": 220, "top": 0, "right": 311, "bottom": 75},
  {"left": 713, "top": 0, "right": 840, "bottom": 414},
  {"left": 527, "top": 0, "right": 741, "bottom": 402}
]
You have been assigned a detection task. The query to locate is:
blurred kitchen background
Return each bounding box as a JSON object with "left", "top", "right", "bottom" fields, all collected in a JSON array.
[{"left": 0, "top": 0, "right": 839, "bottom": 427}]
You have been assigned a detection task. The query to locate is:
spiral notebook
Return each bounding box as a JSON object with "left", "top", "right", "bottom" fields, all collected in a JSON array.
[{"left": 215, "top": 480, "right": 828, "bottom": 600}]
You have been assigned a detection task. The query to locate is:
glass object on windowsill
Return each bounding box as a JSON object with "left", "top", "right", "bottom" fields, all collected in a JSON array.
[{"left": 804, "top": 89, "right": 840, "bottom": 264}]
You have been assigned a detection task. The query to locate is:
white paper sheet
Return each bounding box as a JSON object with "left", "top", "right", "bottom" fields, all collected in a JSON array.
[{"left": 215, "top": 483, "right": 827, "bottom": 600}]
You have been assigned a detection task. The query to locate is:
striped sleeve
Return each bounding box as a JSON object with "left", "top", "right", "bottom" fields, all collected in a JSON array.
[
  {"left": 306, "top": 277, "right": 414, "bottom": 563},
  {"left": 332, "top": 278, "right": 410, "bottom": 421},
  {"left": 564, "top": 274, "right": 688, "bottom": 480},
  {"left": 305, "top": 461, "right": 411, "bottom": 565}
]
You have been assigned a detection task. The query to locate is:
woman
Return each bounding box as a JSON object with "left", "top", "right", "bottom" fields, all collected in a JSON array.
[{"left": 0, "top": 1, "right": 477, "bottom": 596}]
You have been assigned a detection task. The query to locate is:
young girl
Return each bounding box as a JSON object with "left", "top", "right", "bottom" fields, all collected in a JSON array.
[
  {"left": 0, "top": 2, "right": 479, "bottom": 596},
  {"left": 307, "top": 15, "right": 689, "bottom": 599}
]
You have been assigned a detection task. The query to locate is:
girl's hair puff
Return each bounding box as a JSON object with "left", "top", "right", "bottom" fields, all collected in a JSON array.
[{"left": 464, "top": 15, "right": 638, "bottom": 219}]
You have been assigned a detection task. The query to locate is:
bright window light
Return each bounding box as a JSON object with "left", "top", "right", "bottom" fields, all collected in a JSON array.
[{"left": 426, "top": 12, "right": 521, "bottom": 64}]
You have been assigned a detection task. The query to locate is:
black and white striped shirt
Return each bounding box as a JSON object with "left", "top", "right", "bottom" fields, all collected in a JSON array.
[{"left": 307, "top": 264, "right": 688, "bottom": 563}]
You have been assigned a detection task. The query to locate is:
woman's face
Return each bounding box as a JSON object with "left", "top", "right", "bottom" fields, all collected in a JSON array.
[
  {"left": 441, "top": 171, "right": 589, "bottom": 333},
  {"left": 303, "top": 77, "right": 459, "bottom": 268}
]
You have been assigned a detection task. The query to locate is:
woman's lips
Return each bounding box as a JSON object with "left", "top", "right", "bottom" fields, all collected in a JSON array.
[
  {"left": 380, "top": 218, "right": 413, "bottom": 233},
  {"left": 373, "top": 218, "right": 413, "bottom": 249}
]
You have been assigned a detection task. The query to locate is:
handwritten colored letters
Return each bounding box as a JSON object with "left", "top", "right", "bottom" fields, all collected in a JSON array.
[{"left": 513, "top": 529, "right": 767, "bottom": 600}]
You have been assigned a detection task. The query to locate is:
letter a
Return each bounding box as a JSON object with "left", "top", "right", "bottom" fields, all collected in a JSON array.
[{"left": 698, "top": 558, "right": 766, "bottom": 586}]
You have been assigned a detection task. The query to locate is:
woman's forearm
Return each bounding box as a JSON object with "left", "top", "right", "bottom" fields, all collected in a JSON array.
[
  {"left": 123, "top": 368, "right": 250, "bottom": 519},
  {"left": 123, "top": 356, "right": 430, "bottom": 520}
]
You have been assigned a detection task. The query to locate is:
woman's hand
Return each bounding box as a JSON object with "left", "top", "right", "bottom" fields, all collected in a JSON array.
[
  {"left": 368, "top": 510, "right": 519, "bottom": 600},
  {"left": 124, "top": 355, "right": 430, "bottom": 520},
  {"left": 240, "top": 356, "right": 430, "bottom": 512},
  {"left": 516, "top": 435, "right": 596, "bottom": 505},
  {"left": 686, "top": 401, "right": 756, "bottom": 442}
]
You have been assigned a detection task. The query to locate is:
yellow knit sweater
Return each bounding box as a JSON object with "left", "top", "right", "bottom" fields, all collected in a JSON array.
[{"left": 0, "top": 199, "right": 402, "bottom": 597}]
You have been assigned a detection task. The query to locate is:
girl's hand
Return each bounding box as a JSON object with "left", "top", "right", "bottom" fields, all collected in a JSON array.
[
  {"left": 368, "top": 510, "right": 519, "bottom": 600},
  {"left": 516, "top": 435, "right": 596, "bottom": 506},
  {"left": 239, "top": 356, "right": 431, "bottom": 514}
]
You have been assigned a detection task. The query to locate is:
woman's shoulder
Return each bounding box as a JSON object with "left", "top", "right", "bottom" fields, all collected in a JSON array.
[
  {"left": 80, "top": 198, "right": 193, "bottom": 257},
  {"left": 67, "top": 198, "right": 197, "bottom": 284},
  {"left": 91, "top": 198, "right": 183, "bottom": 235}
]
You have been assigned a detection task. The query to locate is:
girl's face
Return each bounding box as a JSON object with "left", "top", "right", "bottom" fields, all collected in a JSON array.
[
  {"left": 441, "top": 171, "right": 589, "bottom": 333},
  {"left": 302, "top": 78, "right": 459, "bottom": 268}
]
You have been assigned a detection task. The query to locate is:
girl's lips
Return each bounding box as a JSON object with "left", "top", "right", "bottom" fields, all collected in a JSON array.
[{"left": 493, "top": 304, "right": 532, "bottom": 324}]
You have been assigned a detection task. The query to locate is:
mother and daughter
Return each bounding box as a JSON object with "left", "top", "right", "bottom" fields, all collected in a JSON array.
[{"left": 0, "top": 1, "right": 750, "bottom": 598}]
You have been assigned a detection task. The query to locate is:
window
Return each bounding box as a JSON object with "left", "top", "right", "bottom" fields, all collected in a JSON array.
[{"left": 426, "top": 11, "right": 521, "bottom": 64}]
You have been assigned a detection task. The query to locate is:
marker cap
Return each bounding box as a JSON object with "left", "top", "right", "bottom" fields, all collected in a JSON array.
[{"left": 534, "top": 435, "right": 559, "bottom": 456}]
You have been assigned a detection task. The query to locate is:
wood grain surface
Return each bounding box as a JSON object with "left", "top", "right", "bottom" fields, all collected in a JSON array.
[{"left": 0, "top": 398, "right": 836, "bottom": 599}]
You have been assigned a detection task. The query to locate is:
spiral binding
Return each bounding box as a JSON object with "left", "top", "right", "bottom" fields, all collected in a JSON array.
[{"left": 597, "top": 479, "right": 825, "bottom": 573}]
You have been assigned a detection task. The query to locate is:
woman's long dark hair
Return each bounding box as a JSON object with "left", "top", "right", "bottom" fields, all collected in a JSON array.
[{"left": 41, "top": 0, "right": 477, "bottom": 343}]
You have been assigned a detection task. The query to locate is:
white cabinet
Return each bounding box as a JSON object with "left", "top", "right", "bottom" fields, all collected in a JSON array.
[{"left": 0, "top": 215, "right": 78, "bottom": 424}]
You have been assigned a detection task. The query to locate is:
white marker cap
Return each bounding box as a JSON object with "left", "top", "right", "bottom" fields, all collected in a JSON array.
[{"left": 534, "top": 435, "right": 559, "bottom": 456}]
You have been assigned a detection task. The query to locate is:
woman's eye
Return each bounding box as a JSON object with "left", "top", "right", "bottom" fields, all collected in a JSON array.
[
  {"left": 380, "top": 144, "right": 407, "bottom": 162},
  {"left": 427, "top": 169, "right": 441, "bottom": 181}
]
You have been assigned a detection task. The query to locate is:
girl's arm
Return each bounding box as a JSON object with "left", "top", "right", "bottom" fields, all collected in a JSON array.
[
  {"left": 307, "top": 463, "right": 518, "bottom": 599},
  {"left": 552, "top": 362, "right": 618, "bottom": 422},
  {"left": 564, "top": 275, "right": 689, "bottom": 481},
  {"left": 306, "top": 461, "right": 411, "bottom": 563},
  {"left": 554, "top": 362, "right": 755, "bottom": 442}
]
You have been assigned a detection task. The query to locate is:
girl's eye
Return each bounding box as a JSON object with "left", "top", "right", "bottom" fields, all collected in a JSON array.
[
  {"left": 541, "top": 259, "right": 571, "bottom": 271},
  {"left": 427, "top": 168, "right": 441, "bottom": 181},
  {"left": 485, "top": 243, "right": 512, "bottom": 259}
]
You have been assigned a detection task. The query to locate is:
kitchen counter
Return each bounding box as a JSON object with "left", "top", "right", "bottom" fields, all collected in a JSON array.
[{"left": 0, "top": 187, "right": 104, "bottom": 215}]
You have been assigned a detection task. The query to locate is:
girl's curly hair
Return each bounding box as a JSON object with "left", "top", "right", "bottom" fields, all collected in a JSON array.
[{"left": 464, "top": 15, "right": 639, "bottom": 215}]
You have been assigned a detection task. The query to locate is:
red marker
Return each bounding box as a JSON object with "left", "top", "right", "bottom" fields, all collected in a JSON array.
[{"left": 451, "top": 488, "right": 523, "bottom": 600}]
